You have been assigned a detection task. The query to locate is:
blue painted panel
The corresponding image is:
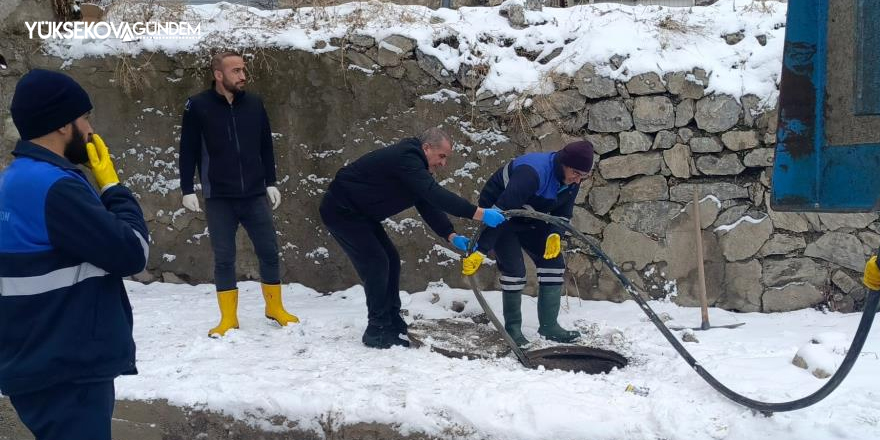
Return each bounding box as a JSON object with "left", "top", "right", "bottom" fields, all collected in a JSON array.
[
  {"left": 856, "top": 0, "right": 880, "bottom": 115},
  {"left": 771, "top": 0, "right": 880, "bottom": 212}
]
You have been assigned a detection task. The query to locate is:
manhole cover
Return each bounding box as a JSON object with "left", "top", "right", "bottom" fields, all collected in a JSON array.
[{"left": 409, "top": 318, "right": 629, "bottom": 374}]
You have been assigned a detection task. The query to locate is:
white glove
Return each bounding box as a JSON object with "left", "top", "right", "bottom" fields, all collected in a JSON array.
[
  {"left": 182, "top": 194, "right": 201, "bottom": 212},
  {"left": 267, "top": 186, "right": 281, "bottom": 210}
]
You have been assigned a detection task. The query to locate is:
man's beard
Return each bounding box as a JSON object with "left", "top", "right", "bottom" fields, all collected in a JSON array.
[
  {"left": 63, "top": 125, "right": 89, "bottom": 165},
  {"left": 222, "top": 76, "right": 244, "bottom": 93}
]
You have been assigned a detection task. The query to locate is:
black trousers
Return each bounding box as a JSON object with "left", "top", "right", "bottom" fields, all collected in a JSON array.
[
  {"left": 10, "top": 380, "right": 115, "bottom": 440},
  {"left": 492, "top": 223, "right": 566, "bottom": 292},
  {"left": 320, "top": 192, "right": 401, "bottom": 328},
  {"left": 205, "top": 196, "right": 279, "bottom": 291}
]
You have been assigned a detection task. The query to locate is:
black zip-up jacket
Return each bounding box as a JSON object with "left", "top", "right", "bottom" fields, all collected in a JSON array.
[
  {"left": 178, "top": 87, "right": 276, "bottom": 198},
  {"left": 326, "top": 138, "right": 478, "bottom": 238}
]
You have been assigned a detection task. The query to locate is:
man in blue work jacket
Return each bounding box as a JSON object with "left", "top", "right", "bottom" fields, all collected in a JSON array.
[
  {"left": 461, "top": 141, "right": 594, "bottom": 346},
  {"left": 0, "top": 69, "right": 149, "bottom": 440},
  {"left": 178, "top": 51, "right": 298, "bottom": 337}
]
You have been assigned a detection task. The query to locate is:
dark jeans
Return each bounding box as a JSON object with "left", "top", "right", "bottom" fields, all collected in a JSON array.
[
  {"left": 10, "top": 380, "right": 115, "bottom": 440},
  {"left": 319, "top": 192, "right": 401, "bottom": 328},
  {"left": 205, "top": 196, "right": 279, "bottom": 291},
  {"left": 493, "top": 223, "right": 566, "bottom": 292}
]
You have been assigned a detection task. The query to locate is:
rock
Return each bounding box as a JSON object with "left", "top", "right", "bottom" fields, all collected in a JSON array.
[
  {"left": 767, "top": 204, "right": 810, "bottom": 233},
  {"left": 689, "top": 137, "right": 724, "bottom": 153},
  {"left": 660, "top": 208, "right": 725, "bottom": 306},
  {"left": 626, "top": 72, "right": 666, "bottom": 95},
  {"left": 598, "top": 152, "right": 661, "bottom": 179},
  {"left": 652, "top": 130, "right": 677, "bottom": 150},
  {"left": 416, "top": 49, "right": 454, "bottom": 84},
  {"left": 663, "top": 72, "right": 705, "bottom": 100},
  {"left": 662, "top": 143, "right": 692, "bottom": 179},
  {"left": 589, "top": 184, "right": 620, "bottom": 216},
  {"left": 572, "top": 206, "right": 607, "bottom": 235},
  {"left": 804, "top": 232, "right": 867, "bottom": 271},
  {"left": 456, "top": 63, "right": 486, "bottom": 89},
  {"left": 132, "top": 270, "right": 157, "bottom": 284},
  {"left": 632, "top": 96, "right": 675, "bottom": 132},
  {"left": 717, "top": 215, "right": 773, "bottom": 261},
  {"left": 601, "top": 223, "right": 660, "bottom": 270},
  {"left": 721, "top": 130, "right": 760, "bottom": 152},
  {"left": 717, "top": 260, "right": 762, "bottom": 312},
  {"left": 610, "top": 201, "right": 682, "bottom": 236},
  {"left": 677, "top": 197, "right": 721, "bottom": 229},
  {"left": 762, "top": 258, "right": 828, "bottom": 288},
  {"left": 588, "top": 100, "right": 633, "bottom": 132},
  {"left": 346, "top": 51, "right": 377, "bottom": 70},
  {"left": 695, "top": 95, "right": 742, "bottom": 133},
  {"left": 818, "top": 213, "right": 879, "bottom": 231},
  {"left": 542, "top": 90, "right": 587, "bottom": 119},
  {"left": 619, "top": 131, "right": 653, "bottom": 154},
  {"left": 675, "top": 99, "right": 695, "bottom": 127},
  {"left": 670, "top": 183, "right": 749, "bottom": 203},
  {"left": 740, "top": 94, "right": 762, "bottom": 127},
  {"left": 350, "top": 34, "right": 376, "bottom": 48},
  {"left": 763, "top": 283, "right": 825, "bottom": 312},
  {"left": 832, "top": 270, "right": 861, "bottom": 295},
  {"left": 859, "top": 231, "right": 880, "bottom": 251},
  {"left": 723, "top": 31, "right": 745, "bottom": 45},
  {"left": 682, "top": 332, "right": 700, "bottom": 343},
  {"left": 574, "top": 64, "right": 617, "bottom": 99},
  {"left": 505, "top": 4, "right": 527, "bottom": 28},
  {"left": 743, "top": 148, "right": 775, "bottom": 167},
  {"left": 758, "top": 234, "right": 807, "bottom": 257},
  {"left": 585, "top": 133, "right": 618, "bottom": 155},
  {"left": 162, "top": 272, "right": 185, "bottom": 284},
  {"left": 451, "top": 300, "right": 466, "bottom": 313},
  {"left": 695, "top": 154, "right": 745, "bottom": 175},
  {"left": 377, "top": 35, "right": 415, "bottom": 67},
  {"left": 619, "top": 175, "right": 669, "bottom": 203},
  {"left": 678, "top": 128, "right": 694, "bottom": 144},
  {"left": 713, "top": 205, "right": 748, "bottom": 228},
  {"left": 561, "top": 110, "right": 590, "bottom": 134}
]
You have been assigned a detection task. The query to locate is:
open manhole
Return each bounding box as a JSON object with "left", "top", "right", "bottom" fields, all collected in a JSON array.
[{"left": 408, "top": 318, "right": 628, "bottom": 374}]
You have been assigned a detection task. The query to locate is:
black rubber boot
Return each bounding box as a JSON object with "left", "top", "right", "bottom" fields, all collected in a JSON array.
[
  {"left": 362, "top": 325, "right": 410, "bottom": 349},
  {"left": 391, "top": 313, "right": 408, "bottom": 335},
  {"left": 537, "top": 285, "right": 580, "bottom": 343},
  {"left": 502, "top": 290, "right": 530, "bottom": 347}
]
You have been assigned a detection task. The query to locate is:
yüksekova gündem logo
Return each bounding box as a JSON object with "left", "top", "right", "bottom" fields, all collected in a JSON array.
[{"left": 26, "top": 21, "right": 201, "bottom": 42}]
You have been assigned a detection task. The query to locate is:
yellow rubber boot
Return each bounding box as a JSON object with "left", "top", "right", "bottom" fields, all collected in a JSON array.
[
  {"left": 262, "top": 283, "right": 299, "bottom": 326},
  {"left": 208, "top": 289, "right": 239, "bottom": 337}
]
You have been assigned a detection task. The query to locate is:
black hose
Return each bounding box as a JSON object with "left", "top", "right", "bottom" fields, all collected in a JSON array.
[{"left": 467, "top": 209, "right": 879, "bottom": 414}]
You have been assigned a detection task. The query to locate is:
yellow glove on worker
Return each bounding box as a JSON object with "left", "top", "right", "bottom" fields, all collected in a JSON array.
[
  {"left": 85, "top": 134, "right": 120, "bottom": 192},
  {"left": 462, "top": 251, "right": 485, "bottom": 276},
  {"left": 544, "top": 233, "right": 561, "bottom": 259},
  {"left": 863, "top": 256, "right": 880, "bottom": 291}
]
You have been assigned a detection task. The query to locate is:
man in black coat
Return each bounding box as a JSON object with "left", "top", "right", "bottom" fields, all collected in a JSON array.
[
  {"left": 320, "top": 128, "right": 505, "bottom": 349},
  {"left": 178, "top": 51, "right": 297, "bottom": 337}
]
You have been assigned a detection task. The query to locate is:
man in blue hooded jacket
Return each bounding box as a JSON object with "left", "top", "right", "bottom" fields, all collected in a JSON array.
[
  {"left": 461, "top": 141, "right": 594, "bottom": 346},
  {"left": 0, "top": 69, "right": 149, "bottom": 440}
]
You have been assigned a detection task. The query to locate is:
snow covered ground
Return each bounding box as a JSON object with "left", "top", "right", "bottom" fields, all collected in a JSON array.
[
  {"left": 46, "top": 0, "right": 786, "bottom": 105},
  {"left": 121, "top": 280, "right": 880, "bottom": 440}
]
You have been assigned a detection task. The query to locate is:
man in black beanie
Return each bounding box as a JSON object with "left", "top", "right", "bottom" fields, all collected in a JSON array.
[
  {"left": 0, "top": 69, "right": 149, "bottom": 440},
  {"left": 461, "top": 141, "right": 594, "bottom": 346}
]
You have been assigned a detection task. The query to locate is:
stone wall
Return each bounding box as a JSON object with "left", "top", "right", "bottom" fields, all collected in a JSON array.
[{"left": 0, "top": 4, "right": 870, "bottom": 314}]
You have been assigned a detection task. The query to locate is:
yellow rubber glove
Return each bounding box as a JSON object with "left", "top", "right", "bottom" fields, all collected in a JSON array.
[
  {"left": 544, "top": 233, "right": 561, "bottom": 259},
  {"left": 863, "top": 256, "right": 880, "bottom": 290},
  {"left": 85, "top": 133, "right": 120, "bottom": 191},
  {"left": 462, "top": 251, "right": 485, "bottom": 276}
]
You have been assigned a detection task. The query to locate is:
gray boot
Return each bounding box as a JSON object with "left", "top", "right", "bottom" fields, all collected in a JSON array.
[
  {"left": 537, "top": 285, "right": 580, "bottom": 343},
  {"left": 502, "top": 290, "right": 530, "bottom": 347}
]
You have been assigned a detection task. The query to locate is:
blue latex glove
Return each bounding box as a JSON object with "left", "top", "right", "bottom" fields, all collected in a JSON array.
[
  {"left": 481, "top": 208, "right": 506, "bottom": 228},
  {"left": 451, "top": 235, "right": 471, "bottom": 252}
]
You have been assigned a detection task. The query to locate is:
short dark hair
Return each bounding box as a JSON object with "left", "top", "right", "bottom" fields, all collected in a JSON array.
[
  {"left": 418, "top": 127, "right": 452, "bottom": 149},
  {"left": 211, "top": 51, "right": 243, "bottom": 72}
]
